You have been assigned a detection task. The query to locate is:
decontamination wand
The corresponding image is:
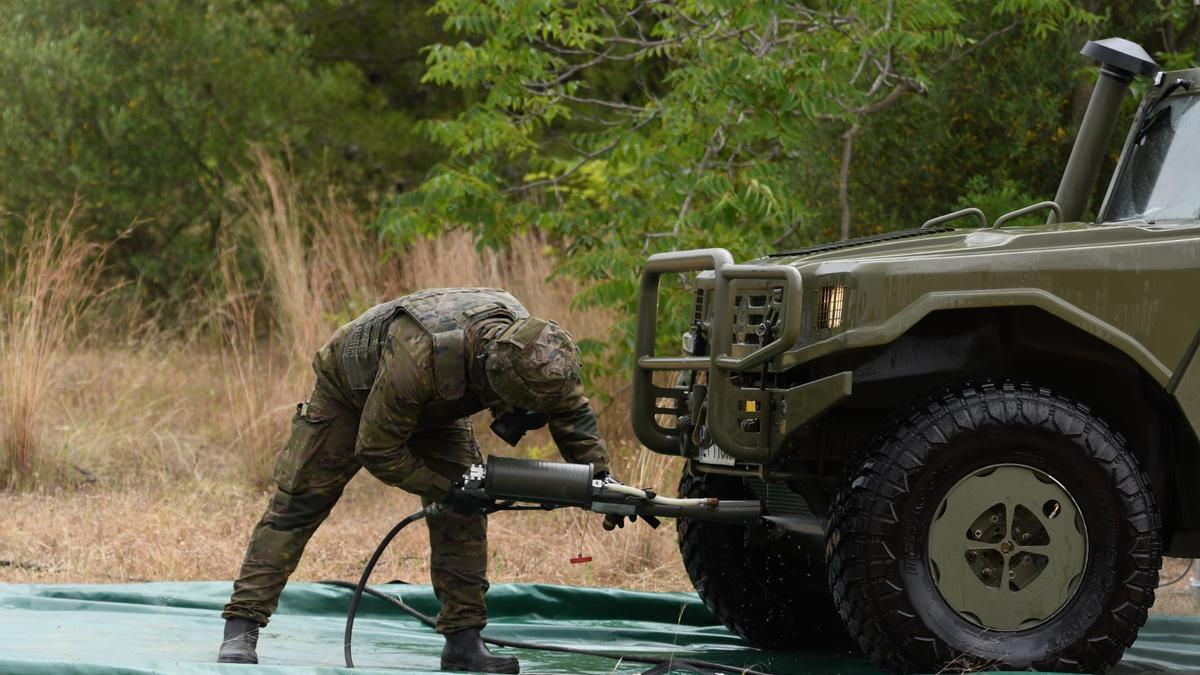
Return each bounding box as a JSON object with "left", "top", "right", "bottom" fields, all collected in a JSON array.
[{"left": 337, "top": 455, "right": 774, "bottom": 674}]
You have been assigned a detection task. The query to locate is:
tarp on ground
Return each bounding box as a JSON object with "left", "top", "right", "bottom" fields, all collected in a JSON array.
[{"left": 0, "top": 581, "right": 1194, "bottom": 674}]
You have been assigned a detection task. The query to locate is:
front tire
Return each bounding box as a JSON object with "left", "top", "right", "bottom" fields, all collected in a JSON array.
[
  {"left": 827, "top": 383, "right": 1161, "bottom": 673},
  {"left": 678, "top": 470, "right": 847, "bottom": 649}
]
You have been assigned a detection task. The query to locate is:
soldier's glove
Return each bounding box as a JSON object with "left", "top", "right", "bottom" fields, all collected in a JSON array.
[
  {"left": 596, "top": 472, "right": 660, "bottom": 531},
  {"left": 442, "top": 483, "right": 494, "bottom": 517},
  {"left": 603, "top": 513, "right": 633, "bottom": 530}
]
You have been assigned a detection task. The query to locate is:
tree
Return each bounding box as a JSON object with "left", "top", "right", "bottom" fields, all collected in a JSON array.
[
  {"left": 0, "top": 0, "right": 375, "bottom": 293},
  {"left": 846, "top": 0, "right": 1199, "bottom": 233},
  {"left": 381, "top": 0, "right": 1094, "bottom": 370},
  {"left": 296, "top": 0, "right": 472, "bottom": 194}
]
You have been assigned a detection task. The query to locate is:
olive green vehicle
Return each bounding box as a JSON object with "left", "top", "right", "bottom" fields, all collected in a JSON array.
[{"left": 632, "top": 38, "right": 1199, "bottom": 673}]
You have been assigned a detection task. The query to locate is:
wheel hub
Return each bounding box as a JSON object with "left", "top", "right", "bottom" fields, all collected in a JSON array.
[{"left": 927, "top": 464, "right": 1088, "bottom": 631}]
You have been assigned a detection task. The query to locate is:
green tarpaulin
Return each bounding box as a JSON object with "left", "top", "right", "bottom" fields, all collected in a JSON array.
[{"left": 0, "top": 581, "right": 1194, "bottom": 674}]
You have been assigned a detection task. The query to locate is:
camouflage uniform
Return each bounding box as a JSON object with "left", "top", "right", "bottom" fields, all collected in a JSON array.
[{"left": 222, "top": 289, "right": 610, "bottom": 634}]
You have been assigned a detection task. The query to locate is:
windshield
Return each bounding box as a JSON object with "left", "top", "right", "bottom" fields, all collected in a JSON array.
[{"left": 1106, "top": 92, "right": 1200, "bottom": 223}]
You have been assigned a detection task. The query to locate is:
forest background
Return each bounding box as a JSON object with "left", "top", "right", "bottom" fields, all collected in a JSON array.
[{"left": 0, "top": 0, "right": 1198, "bottom": 604}]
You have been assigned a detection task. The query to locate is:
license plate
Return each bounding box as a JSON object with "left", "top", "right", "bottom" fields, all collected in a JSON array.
[{"left": 698, "top": 444, "right": 736, "bottom": 466}]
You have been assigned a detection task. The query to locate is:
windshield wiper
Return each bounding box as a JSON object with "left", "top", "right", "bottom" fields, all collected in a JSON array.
[{"left": 1135, "top": 78, "right": 1191, "bottom": 144}]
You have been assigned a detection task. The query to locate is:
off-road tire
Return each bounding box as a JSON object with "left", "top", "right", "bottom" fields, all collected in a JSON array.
[
  {"left": 678, "top": 470, "right": 848, "bottom": 649},
  {"left": 827, "top": 382, "right": 1161, "bottom": 673}
]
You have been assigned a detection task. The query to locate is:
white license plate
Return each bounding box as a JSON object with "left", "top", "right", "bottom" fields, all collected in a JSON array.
[{"left": 698, "top": 444, "right": 736, "bottom": 466}]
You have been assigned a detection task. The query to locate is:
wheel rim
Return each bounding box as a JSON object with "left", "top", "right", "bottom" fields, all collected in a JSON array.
[{"left": 927, "top": 464, "right": 1088, "bottom": 631}]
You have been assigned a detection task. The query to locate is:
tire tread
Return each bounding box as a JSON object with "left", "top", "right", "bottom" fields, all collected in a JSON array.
[{"left": 826, "top": 382, "right": 1161, "bottom": 673}]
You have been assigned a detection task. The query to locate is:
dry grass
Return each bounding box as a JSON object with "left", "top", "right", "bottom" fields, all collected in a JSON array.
[
  {"left": 0, "top": 332, "right": 683, "bottom": 589},
  {"left": 50, "top": 347, "right": 221, "bottom": 484},
  {"left": 212, "top": 152, "right": 401, "bottom": 484},
  {"left": 0, "top": 157, "right": 664, "bottom": 591},
  {"left": 213, "top": 250, "right": 294, "bottom": 485},
  {"left": 235, "top": 149, "right": 397, "bottom": 367},
  {"left": 0, "top": 206, "right": 104, "bottom": 489},
  {"left": 0, "top": 467, "right": 689, "bottom": 591},
  {"left": 1156, "top": 558, "right": 1200, "bottom": 616}
]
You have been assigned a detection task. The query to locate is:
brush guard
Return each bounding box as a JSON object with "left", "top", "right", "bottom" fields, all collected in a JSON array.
[{"left": 632, "top": 248, "right": 850, "bottom": 464}]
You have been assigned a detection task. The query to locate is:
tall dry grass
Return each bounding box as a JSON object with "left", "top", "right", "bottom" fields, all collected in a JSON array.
[
  {"left": 211, "top": 151, "right": 402, "bottom": 483},
  {"left": 0, "top": 206, "right": 104, "bottom": 489},
  {"left": 213, "top": 248, "right": 293, "bottom": 484},
  {"left": 235, "top": 149, "right": 396, "bottom": 367},
  {"left": 216, "top": 152, "right": 633, "bottom": 482}
]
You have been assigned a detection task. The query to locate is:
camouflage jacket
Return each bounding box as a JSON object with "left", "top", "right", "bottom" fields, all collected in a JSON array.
[{"left": 313, "top": 289, "right": 610, "bottom": 499}]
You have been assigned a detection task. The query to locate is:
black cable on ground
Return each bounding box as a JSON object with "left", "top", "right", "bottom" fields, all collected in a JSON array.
[
  {"left": 323, "top": 506, "right": 773, "bottom": 675},
  {"left": 319, "top": 580, "right": 435, "bottom": 628},
  {"left": 320, "top": 579, "right": 770, "bottom": 675},
  {"left": 339, "top": 507, "right": 433, "bottom": 669}
]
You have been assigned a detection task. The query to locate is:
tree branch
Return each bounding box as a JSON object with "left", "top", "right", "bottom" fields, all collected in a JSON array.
[
  {"left": 673, "top": 101, "right": 737, "bottom": 233},
  {"left": 931, "top": 21, "right": 1021, "bottom": 76},
  {"left": 503, "top": 112, "right": 658, "bottom": 195},
  {"left": 838, "top": 123, "right": 860, "bottom": 240}
]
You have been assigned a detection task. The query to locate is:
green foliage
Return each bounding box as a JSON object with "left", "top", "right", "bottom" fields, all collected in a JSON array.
[
  {"left": 2, "top": 0, "right": 1197, "bottom": 381},
  {"left": 296, "top": 0, "right": 473, "bottom": 192},
  {"left": 955, "top": 175, "right": 1041, "bottom": 223},
  {"left": 0, "top": 0, "right": 378, "bottom": 293},
  {"left": 849, "top": 2, "right": 1199, "bottom": 232},
  {"left": 848, "top": 16, "right": 1079, "bottom": 232},
  {"left": 380, "top": 0, "right": 1095, "bottom": 375}
]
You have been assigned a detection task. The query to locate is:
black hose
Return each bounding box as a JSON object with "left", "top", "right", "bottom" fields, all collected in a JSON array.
[
  {"left": 341, "top": 506, "right": 433, "bottom": 669},
  {"left": 328, "top": 506, "right": 774, "bottom": 675},
  {"left": 320, "top": 580, "right": 436, "bottom": 627},
  {"left": 325, "top": 579, "right": 770, "bottom": 674}
]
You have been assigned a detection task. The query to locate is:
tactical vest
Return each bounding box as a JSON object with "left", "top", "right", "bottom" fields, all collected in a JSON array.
[{"left": 341, "top": 288, "right": 528, "bottom": 397}]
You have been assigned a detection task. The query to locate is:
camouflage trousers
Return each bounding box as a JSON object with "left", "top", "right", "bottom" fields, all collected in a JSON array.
[{"left": 222, "top": 378, "right": 487, "bottom": 634}]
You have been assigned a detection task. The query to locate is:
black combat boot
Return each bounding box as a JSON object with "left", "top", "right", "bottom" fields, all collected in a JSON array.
[
  {"left": 440, "top": 628, "right": 519, "bottom": 673},
  {"left": 218, "top": 617, "right": 260, "bottom": 664}
]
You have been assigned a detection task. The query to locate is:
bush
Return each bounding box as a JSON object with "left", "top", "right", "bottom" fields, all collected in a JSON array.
[{"left": 0, "top": 0, "right": 380, "bottom": 295}]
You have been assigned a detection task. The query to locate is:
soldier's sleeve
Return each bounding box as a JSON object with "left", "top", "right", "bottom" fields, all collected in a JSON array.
[
  {"left": 546, "top": 384, "right": 610, "bottom": 474},
  {"left": 355, "top": 339, "right": 454, "bottom": 500}
]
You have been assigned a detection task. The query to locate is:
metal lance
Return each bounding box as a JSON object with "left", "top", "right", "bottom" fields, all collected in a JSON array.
[{"left": 1053, "top": 38, "right": 1158, "bottom": 223}]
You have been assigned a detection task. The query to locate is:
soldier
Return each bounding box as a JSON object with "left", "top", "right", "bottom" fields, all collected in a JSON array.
[{"left": 218, "top": 288, "right": 625, "bottom": 673}]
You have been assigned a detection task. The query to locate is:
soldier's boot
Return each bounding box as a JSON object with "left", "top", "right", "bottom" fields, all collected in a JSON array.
[
  {"left": 440, "top": 629, "right": 519, "bottom": 674},
  {"left": 218, "top": 617, "right": 260, "bottom": 664}
]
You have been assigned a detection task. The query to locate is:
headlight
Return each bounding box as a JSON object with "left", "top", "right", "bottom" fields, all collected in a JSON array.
[
  {"left": 682, "top": 330, "right": 696, "bottom": 354},
  {"left": 817, "top": 283, "right": 846, "bottom": 330}
]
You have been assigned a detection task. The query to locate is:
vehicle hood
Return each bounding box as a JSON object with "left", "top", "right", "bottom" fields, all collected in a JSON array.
[{"left": 758, "top": 221, "right": 1200, "bottom": 271}]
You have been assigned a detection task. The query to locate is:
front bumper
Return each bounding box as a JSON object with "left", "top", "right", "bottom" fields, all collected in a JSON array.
[{"left": 631, "top": 248, "right": 852, "bottom": 464}]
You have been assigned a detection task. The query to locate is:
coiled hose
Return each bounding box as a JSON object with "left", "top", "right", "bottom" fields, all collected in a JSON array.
[{"left": 323, "top": 504, "right": 772, "bottom": 675}]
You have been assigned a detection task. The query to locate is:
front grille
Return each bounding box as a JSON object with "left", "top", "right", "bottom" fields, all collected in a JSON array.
[
  {"left": 692, "top": 289, "right": 705, "bottom": 323},
  {"left": 732, "top": 288, "right": 783, "bottom": 347}
]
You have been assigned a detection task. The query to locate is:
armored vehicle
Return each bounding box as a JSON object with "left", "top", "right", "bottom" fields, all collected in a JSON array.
[{"left": 632, "top": 38, "right": 1199, "bottom": 673}]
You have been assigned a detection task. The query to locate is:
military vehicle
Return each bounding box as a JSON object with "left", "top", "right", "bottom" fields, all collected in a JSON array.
[{"left": 631, "top": 38, "right": 1198, "bottom": 673}]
